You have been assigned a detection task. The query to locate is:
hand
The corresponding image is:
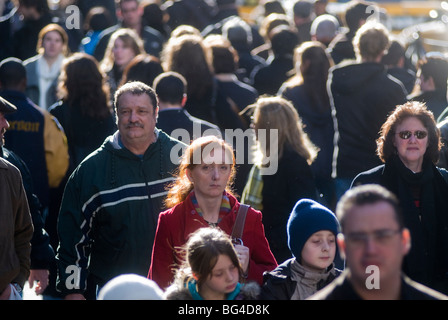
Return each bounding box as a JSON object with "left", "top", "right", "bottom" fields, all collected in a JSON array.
[
  {"left": 64, "top": 293, "right": 86, "bottom": 300},
  {"left": 28, "top": 269, "right": 49, "bottom": 295},
  {"left": 234, "top": 244, "right": 249, "bottom": 275},
  {"left": 0, "top": 285, "right": 11, "bottom": 300}
]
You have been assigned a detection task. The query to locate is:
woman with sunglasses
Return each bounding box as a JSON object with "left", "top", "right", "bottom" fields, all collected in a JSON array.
[{"left": 351, "top": 101, "right": 448, "bottom": 295}]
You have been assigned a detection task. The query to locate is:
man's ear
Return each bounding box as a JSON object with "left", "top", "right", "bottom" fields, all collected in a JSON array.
[
  {"left": 181, "top": 94, "right": 187, "bottom": 107},
  {"left": 337, "top": 233, "right": 346, "bottom": 261},
  {"left": 401, "top": 228, "right": 411, "bottom": 255}
]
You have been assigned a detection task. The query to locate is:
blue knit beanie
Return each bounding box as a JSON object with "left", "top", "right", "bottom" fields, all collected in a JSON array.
[{"left": 287, "top": 199, "right": 340, "bottom": 259}]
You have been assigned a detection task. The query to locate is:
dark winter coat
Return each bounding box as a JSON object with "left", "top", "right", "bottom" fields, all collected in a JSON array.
[
  {"left": 56, "top": 130, "right": 184, "bottom": 295},
  {"left": 261, "top": 145, "right": 319, "bottom": 263},
  {"left": 409, "top": 89, "right": 448, "bottom": 122},
  {"left": 280, "top": 84, "right": 334, "bottom": 182},
  {"left": 308, "top": 270, "right": 448, "bottom": 300},
  {"left": 1, "top": 147, "right": 54, "bottom": 270},
  {"left": 259, "top": 258, "right": 341, "bottom": 300},
  {"left": 329, "top": 61, "right": 407, "bottom": 180}
]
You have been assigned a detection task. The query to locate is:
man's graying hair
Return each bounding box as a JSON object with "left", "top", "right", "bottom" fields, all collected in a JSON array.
[
  {"left": 336, "top": 184, "right": 404, "bottom": 232},
  {"left": 114, "top": 81, "right": 158, "bottom": 114}
]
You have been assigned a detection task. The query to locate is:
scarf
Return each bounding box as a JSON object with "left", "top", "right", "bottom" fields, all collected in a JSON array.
[
  {"left": 187, "top": 279, "right": 241, "bottom": 300},
  {"left": 384, "top": 155, "right": 448, "bottom": 290},
  {"left": 37, "top": 53, "right": 64, "bottom": 110},
  {"left": 290, "top": 258, "right": 336, "bottom": 300},
  {"left": 190, "top": 191, "right": 231, "bottom": 227}
]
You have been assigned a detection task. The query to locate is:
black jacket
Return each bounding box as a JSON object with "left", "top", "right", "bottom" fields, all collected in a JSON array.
[
  {"left": 261, "top": 146, "right": 319, "bottom": 263},
  {"left": 409, "top": 89, "right": 448, "bottom": 122},
  {"left": 251, "top": 55, "right": 294, "bottom": 96},
  {"left": 280, "top": 84, "right": 334, "bottom": 182},
  {"left": 1, "top": 147, "right": 54, "bottom": 270},
  {"left": 308, "top": 270, "right": 448, "bottom": 300},
  {"left": 156, "top": 108, "right": 221, "bottom": 142},
  {"left": 260, "top": 258, "right": 341, "bottom": 300},
  {"left": 329, "top": 61, "right": 407, "bottom": 180}
]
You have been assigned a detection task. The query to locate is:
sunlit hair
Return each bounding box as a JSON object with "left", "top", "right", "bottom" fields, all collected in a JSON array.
[
  {"left": 100, "top": 28, "right": 145, "bottom": 72},
  {"left": 353, "top": 21, "right": 390, "bottom": 62},
  {"left": 170, "top": 25, "right": 202, "bottom": 39},
  {"left": 120, "top": 53, "right": 163, "bottom": 87},
  {"left": 160, "top": 34, "right": 213, "bottom": 100},
  {"left": 258, "top": 13, "right": 293, "bottom": 41},
  {"left": 36, "top": 23, "right": 69, "bottom": 56},
  {"left": 250, "top": 96, "right": 318, "bottom": 165},
  {"left": 284, "top": 41, "right": 333, "bottom": 113},
  {"left": 57, "top": 52, "right": 112, "bottom": 119},
  {"left": 173, "top": 227, "right": 243, "bottom": 289},
  {"left": 376, "top": 101, "right": 441, "bottom": 164},
  {"left": 203, "top": 35, "right": 238, "bottom": 74},
  {"left": 417, "top": 55, "right": 448, "bottom": 92},
  {"left": 164, "top": 136, "right": 236, "bottom": 208}
]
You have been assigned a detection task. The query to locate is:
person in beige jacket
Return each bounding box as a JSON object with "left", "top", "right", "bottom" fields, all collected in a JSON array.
[{"left": 0, "top": 96, "right": 34, "bottom": 299}]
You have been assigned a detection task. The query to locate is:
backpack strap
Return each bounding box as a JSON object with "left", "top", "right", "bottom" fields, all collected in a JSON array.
[{"left": 231, "top": 204, "right": 249, "bottom": 245}]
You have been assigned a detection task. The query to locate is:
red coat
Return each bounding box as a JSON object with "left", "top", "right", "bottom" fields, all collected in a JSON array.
[{"left": 149, "top": 192, "right": 277, "bottom": 289}]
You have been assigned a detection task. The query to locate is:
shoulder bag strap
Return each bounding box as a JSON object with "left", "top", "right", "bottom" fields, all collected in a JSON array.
[{"left": 231, "top": 204, "right": 249, "bottom": 244}]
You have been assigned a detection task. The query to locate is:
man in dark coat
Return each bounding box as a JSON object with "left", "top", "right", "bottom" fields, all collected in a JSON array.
[
  {"left": 153, "top": 71, "right": 221, "bottom": 144},
  {"left": 328, "top": 21, "right": 407, "bottom": 199},
  {"left": 251, "top": 25, "right": 300, "bottom": 96},
  {"left": 309, "top": 184, "right": 448, "bottom": 300}
]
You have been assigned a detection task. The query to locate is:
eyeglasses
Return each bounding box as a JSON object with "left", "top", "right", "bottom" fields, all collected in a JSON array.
[
  {"left": 396, "top": 130, "right": 428, "bottom": 140},
  {"left": 344, "top": 229, "right": 402, "bottom": 247}
]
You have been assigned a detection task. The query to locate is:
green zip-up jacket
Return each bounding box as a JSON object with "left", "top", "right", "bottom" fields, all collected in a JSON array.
[{"left": 56, "top": 130, "right": 185, "bottom": 296}]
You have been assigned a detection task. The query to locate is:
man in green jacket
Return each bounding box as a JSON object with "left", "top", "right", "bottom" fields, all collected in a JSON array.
[{"left": 56, "top": 81, "right": 186, "bottom": 300}]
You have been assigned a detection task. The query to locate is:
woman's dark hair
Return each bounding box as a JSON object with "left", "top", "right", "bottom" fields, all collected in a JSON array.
[
  {"left": 120, "top": 53, "right": 163, "bottom": 87},
  {"left": 58, "top": 52, "right": 112, "bottom": 119}
]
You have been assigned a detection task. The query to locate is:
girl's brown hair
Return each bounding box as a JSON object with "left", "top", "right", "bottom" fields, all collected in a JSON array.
[{"left": 175, "top": 227, "right": 243, "bottom": 288}]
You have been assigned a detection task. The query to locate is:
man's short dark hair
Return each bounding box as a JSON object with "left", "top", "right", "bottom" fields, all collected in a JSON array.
[
  {"left": 270, "top": 25, "right": 300, "bottom": 57},
  {"left": 0, "top": 58, "right": 26, "bottom": 88},
  {"left": 344, "top": 0, "right": 373, "bottom": 32},
  {"left": 336, "top": 184, "right": 404, "bottom": 232},
  {"left": 153, "top": 72, "right": 187, "bottom": 105},
  {"left": 17, "top": 0, "right": 49, "bottom": 14}
]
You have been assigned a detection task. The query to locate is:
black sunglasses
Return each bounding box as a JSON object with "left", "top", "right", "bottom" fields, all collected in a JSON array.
[{"left": 397, "top": 130, "right": 428, "bottom": 140}]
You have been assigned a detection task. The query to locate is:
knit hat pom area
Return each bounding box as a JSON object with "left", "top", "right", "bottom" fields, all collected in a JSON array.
[{"left": 287, "top": 199, "right": 340, "bottom": 259}]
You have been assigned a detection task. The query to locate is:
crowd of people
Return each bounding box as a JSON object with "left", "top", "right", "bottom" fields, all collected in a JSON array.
[{"left": 2, "top": 0, "right": 448, "bottom": 302}]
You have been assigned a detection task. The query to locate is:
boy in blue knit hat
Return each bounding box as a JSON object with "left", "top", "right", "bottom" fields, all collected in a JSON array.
[{"left": 259, "top": 199, "right": 342, "bottom": 299}]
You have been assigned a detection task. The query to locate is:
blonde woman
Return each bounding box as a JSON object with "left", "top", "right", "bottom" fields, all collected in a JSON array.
[
  {"left": 241, "top": 96, "right": 319, "bottom": 263},
  {"left": 24, "top": 23, "right": 70, "bottom": 111}
]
